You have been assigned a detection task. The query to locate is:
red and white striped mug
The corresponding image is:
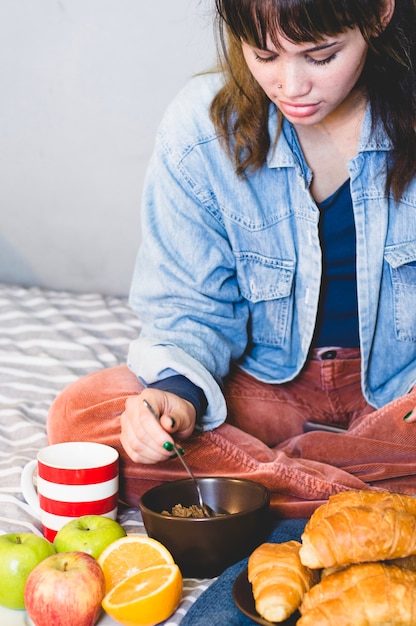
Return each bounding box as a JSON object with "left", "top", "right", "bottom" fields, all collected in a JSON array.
[{"left": 21, "top": 442, "right": 119, "bottom": 541}]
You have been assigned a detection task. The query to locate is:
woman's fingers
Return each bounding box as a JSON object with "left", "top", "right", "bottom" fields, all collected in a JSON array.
[
  {"left": 120, "top": 391, "right": 196, "bottom": 463},
  {"left": 403, "top": 408, "right": 416, "bottom": 423}
]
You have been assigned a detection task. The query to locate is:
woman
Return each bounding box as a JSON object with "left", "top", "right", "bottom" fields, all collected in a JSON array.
[{"left": 48, "top": 0, "right": 416, "bottom": 517}]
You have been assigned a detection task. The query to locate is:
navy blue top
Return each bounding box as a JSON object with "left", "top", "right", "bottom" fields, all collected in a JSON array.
[{"left": 312, "top": 179, "right": 359, "bottom": 347}]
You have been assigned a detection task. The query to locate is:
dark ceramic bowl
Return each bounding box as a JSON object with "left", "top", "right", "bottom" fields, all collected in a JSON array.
[{"left": 139, "top": 477, "right": 270, "bottom": 578}]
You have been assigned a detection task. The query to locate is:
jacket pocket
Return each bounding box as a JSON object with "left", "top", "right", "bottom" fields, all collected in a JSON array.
[
  {"left": 384, "top": 241, "right": 416, "bottom": 341},
  {"left": 235, "top": 251, "right": 295, "bottom": 346}
]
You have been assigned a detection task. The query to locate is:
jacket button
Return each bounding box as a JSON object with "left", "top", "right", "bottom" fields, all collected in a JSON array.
[{"left": 321, "top": 350, "right": 337, "bottom": 360}]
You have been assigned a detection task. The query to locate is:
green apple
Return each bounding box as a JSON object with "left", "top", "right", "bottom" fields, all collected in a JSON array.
[
  {"left": 53, "top": 515, "right": 126, "bottom": 559},
  {"left": 0, "top": 532, "right": 55, "bottom": 609}
]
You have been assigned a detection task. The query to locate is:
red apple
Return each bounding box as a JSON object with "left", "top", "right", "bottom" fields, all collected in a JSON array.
[{"left": 24, "top": 551, "right": 105, "bottom": 626}]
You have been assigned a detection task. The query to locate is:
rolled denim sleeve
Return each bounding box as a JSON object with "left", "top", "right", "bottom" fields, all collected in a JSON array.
[{"left": 128, "top": 76, "right": 250, "bottom": 430}]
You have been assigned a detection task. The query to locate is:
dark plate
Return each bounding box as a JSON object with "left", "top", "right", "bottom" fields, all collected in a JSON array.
[{"left": 232, "top": 568, "right": 299, "bottom": 626}]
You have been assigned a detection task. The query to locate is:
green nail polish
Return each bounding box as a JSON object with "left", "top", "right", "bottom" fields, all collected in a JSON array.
[
  {"left": 177, "top": 447, "right": 185, "bottom": 455},
  {"left": 404, "top": 411, "right": 413, "bottom": 421},
  {"left": 163, "top": 441, "right": 174, "bottom": 451}
]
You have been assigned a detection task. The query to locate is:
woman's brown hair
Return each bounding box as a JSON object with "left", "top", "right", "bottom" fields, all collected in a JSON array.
[{"left": 210, "top": 0, "right": 416, "bottom": 201}]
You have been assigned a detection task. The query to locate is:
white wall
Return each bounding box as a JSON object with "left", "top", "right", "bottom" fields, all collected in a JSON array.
[{"left": 0, "top": 0, "right": 216, "bottom": 295}]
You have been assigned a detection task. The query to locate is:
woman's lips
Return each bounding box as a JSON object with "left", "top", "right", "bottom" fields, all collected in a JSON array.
[{"left": 278, "top": 100, "right": 321, "bottom": 118}]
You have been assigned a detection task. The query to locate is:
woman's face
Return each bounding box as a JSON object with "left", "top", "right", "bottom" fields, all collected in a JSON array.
[{"left": 241, "top": 26, "right": 369, "bottom": 126}]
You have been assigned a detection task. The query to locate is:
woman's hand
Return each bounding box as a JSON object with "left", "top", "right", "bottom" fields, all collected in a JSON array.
[{"left": 120, "top": 389, "right": 196, "bottom": 464}]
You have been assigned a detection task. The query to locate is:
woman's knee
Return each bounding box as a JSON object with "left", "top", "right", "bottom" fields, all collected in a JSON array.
[{"left": 47, "top": 365, "right": 142, "bottom": 444}]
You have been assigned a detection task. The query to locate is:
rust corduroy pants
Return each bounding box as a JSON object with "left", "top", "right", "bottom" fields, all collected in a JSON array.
[{"left": 47, "top": 348, "right": 416, "bottom": 519}]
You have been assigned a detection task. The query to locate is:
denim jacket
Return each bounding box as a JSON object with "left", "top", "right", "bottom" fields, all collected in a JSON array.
[{"left": 128, "top": 72, "right": 416, "bottom": 430}]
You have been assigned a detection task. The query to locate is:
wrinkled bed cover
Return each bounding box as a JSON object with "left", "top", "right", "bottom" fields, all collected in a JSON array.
[{"left": 0, "top": 283, "right": 212, "bottom": 625}]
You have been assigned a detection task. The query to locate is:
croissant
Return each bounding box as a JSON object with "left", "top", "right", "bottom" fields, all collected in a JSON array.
[
  {"left": 321, "top": 552, "right": 416, "bottom": 579},
  {"left": 247, "top": 540, "right": 318, "bottom": 623},
  {"left": 298, "top": 562, "right": 416, "bottom": 626},
  {"left": 305, "top": 490, "right": 416, "bottom": 533},
  {"left": 300, "top": 504, "right": 416, "bottom": 569}
]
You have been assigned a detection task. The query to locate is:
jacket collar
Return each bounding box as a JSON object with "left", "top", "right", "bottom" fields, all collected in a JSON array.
[{"left": 266, "top": 102, "right": 391, "bottom": 170}]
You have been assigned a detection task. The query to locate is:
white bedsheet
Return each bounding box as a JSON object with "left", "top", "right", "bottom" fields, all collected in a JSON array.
[{"left": 0, "top": 283, "right": 212, "bottom": 625}]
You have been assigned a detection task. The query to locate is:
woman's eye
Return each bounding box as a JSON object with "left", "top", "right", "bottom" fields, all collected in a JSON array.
[
  {"left": 254, "top": 52, "right": 277, "bottom": 64},
  {"left": 309, "top": 53, "right": 337, "bottom": 66}
]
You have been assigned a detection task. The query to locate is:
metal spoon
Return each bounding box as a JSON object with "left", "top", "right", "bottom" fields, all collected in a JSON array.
[{"left": 143, "top": 399, "right": 217, "bottom": 517}]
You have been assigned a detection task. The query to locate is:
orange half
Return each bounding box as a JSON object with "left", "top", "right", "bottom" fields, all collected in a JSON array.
[
  {"left": 102, "top": 563, "right": 183, "bottom": 626},
  {"left": 97, "top": 534, "right": 175, "bottom": 592}
]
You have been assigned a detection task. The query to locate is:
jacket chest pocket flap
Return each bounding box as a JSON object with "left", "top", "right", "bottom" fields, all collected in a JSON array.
[
  {"left": 236, "top": 252, "right": 295, "bottom": 346},
  {"left": 385, "top": 241, "right": 416, "bottom": 341}
]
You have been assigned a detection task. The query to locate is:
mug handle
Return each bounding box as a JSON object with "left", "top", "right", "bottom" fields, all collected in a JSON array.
[{"left": 21, "top": 459, "right": 41, "bottom": 519}]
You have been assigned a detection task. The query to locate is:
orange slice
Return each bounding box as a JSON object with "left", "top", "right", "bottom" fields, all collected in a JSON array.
[
  {"left": 97, "top": 534, "right": 175, "bottom": 592},
  {"left": 102, "top": 564, "right": 183, "bottom": 626}
]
